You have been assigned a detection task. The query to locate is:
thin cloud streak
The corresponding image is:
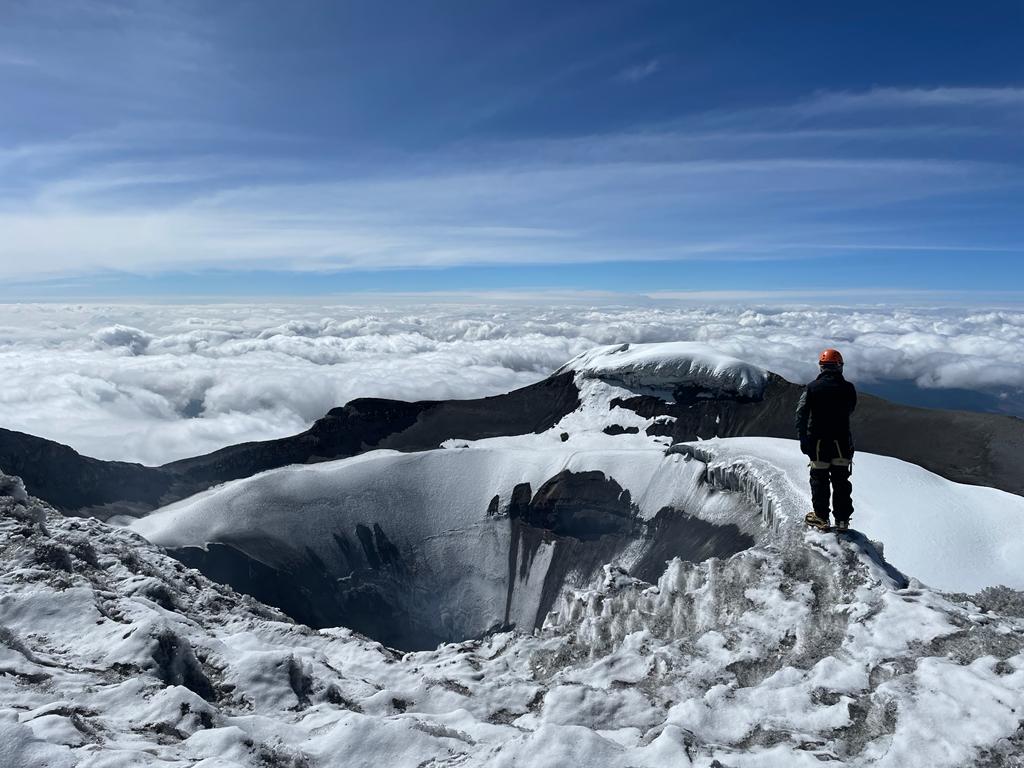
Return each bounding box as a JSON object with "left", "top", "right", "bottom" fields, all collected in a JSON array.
[
  {"left": 615, "top": 59, "right": 660, "bottom": 82},
  {"left": 0, "top": 87, "right": 1021, "bottom": 281},
  {"left": 802, "top": 86, "right": 1024, "bottom": 113}
]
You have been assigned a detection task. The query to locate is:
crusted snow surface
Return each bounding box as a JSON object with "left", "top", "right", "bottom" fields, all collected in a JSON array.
[
  {"left": 555, "top": 341, "right": 769, "bottom": 399},
  {"left": 3, "top": 473, "right": 1024, "bottom": 767}
]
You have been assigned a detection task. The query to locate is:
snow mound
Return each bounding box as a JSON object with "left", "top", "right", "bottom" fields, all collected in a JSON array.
[
  {"left": 0, "top": 470, "right": 28, "bottom": 503},
  {"left": 556, "top": 342, "right": 769, "bottom": 399}
]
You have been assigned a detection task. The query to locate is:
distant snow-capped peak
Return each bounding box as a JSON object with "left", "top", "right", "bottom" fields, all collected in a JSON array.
[{"left": 556, "top": 341, "right": 769, "bottom": 399}]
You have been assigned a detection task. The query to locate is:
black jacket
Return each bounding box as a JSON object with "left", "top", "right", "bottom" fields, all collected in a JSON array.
[{"left": 796, "top": 369, "right": 857, "bottom": 445}]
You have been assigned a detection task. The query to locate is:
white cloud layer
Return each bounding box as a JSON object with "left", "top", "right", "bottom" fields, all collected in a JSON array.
[{"left": 0, "top": 302, "right": 1022, "bottom": 465}]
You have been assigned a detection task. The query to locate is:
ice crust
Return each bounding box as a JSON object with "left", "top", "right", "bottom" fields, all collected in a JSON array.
[{"left": 556, "top": 341, "right": 769, "bottom": 399}]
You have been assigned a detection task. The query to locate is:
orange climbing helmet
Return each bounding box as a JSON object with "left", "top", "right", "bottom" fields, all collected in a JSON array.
[{"left": 819, "top": 348, "right": 844, "bottom": 367}]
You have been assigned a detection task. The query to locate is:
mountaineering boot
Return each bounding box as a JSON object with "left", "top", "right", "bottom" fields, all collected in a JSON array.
[
  {"left": 834, "top": 519, "right": 850, "bottom": 533},
  {"left": 804, "top": 512, "right": 830, "bottom": 531}
]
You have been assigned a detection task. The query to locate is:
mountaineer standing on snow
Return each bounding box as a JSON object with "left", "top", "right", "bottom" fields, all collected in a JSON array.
[{"left": 796, "top": 349, "right": 857, "bottom": 532}]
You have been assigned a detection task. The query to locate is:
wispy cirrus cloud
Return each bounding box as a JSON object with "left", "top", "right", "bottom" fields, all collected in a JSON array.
[
  {"left": 1, "top": 2, "right": 1021, "bottom": 292},
  {"left": 0, "top": 84, "right": 1022, "bottom": 283},
  {"left": 0, "top": 51, "right": 41, "bottom": 69},
  {"left": 615, "top": 58, "right": 661, "bottom": 83},
  {"left": 797, "top": 86, "right": 1024, "bottom": 113}
]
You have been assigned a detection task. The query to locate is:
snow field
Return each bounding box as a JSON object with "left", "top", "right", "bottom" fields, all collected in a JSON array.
[
  {"left": 695, "top": 437, "right": 1024, "bottom": 592},
  {"left": 137, "top": 371, "right": 1024, "bottom": 596}
]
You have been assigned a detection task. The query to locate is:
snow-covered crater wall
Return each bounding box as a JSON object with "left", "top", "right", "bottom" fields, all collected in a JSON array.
[{"left": 132, "top": 442, "right": 759, "bottom": 651}]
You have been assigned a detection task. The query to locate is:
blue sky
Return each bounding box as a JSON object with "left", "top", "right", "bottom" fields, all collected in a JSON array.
[{"left": 2, "top": 0, "right": 1023, "bottom": 299}]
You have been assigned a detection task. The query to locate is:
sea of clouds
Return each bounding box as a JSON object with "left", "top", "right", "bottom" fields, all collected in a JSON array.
[{"left": 1, "top": 302, "right": 1022, "bottom": 465}]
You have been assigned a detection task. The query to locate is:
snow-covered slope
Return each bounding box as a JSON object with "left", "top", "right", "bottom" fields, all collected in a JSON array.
[
  {"left": 134, "top": 349, "right": 1024, "bottom": 642},
  {"left": 681, "top": 437, "right": 1024, "bottom": 592},
  {"left": 4, "top": 471, "right": 1024, "bottom": 767}
]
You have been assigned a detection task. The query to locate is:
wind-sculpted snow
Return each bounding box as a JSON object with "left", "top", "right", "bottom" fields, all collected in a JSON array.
[
  {"left": 6, "top": 339, "right": 1024, "bottom": 764},
  {"left": 670, "top": 443, "right": 788, "bottom": 534},
  {"left": 3, "top": 470, "right": 1024, "bottom": 767},
  {"left": 543, "top": 547, "right": 1024, "bottom": 766},
  {"left": 557, "top": 341, "right": 769, "bottom": 400}
]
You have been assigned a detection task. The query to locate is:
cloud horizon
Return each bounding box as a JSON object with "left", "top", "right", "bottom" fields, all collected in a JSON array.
[{"left": 1, "top": 302, "right": 1021, "bottom": 466}]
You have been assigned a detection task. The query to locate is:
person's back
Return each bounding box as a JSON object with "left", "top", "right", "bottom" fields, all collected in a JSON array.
[{"left": 795, "top": 349, "right": 857, "bottom": 531}]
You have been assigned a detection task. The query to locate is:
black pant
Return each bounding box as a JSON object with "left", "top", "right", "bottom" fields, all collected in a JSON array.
[{"left": 808, "top": 438, "right": 853, "bottom": 523}]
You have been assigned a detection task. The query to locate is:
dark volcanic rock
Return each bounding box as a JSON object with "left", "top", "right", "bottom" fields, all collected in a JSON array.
[
  {"left": 508, "top": 469, "right": 637, "bottom": 541},
  {"left": 603, "top": 424, "right": 640, "bottom": 436},
  {"left": 2, "top": 373, "right": 580, "bottom": 517},
  {"left": 0, "top": 428, "right": 172, "bottom": 517},
  {"left": 159, "top": 397, "right": 432, "bottom": 496},
  {"left": 157, "top": 371, "right": 581, "bottom": 507}
]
